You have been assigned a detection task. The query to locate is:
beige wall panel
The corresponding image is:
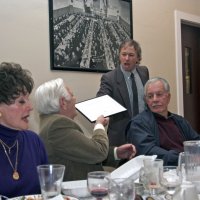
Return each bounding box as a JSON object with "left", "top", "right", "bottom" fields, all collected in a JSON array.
[{"left": 133, "top": 0, "right": 200, "bottom": 113}]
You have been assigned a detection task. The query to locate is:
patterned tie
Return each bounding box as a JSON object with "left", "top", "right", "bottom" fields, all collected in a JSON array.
[{"left": 131, "top": 73, "right": 139, "bottom": 116}]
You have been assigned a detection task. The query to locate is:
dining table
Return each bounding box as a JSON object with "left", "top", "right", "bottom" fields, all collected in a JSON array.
[
  {"left": 61, "top": 180, "right": 167, "bottom": 200},
  {"left": 5, "top": 155, "right": 200, "bottom": 200}
]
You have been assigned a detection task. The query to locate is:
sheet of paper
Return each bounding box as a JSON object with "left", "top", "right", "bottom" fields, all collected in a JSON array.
[{"left": 75, "top": 95, "right": 127, "bottom": 122}]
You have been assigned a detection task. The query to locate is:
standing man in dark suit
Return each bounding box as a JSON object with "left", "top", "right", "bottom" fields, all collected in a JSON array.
[{"left": 97, "top": 39, "right": 149, "bottom": 146}]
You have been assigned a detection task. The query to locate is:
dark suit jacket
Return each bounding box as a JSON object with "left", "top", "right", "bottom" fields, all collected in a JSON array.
[{"left": 97, "top": 66, "right": 149, "bottom": 146}]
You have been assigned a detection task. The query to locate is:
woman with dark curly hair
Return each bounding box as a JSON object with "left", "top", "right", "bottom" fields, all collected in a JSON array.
[{"left": 0, "top": 62, "right": 48, "bottom": 198}]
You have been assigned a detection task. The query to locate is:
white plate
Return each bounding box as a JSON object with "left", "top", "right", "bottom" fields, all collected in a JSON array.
[
  {"left": 9, "top": 194, "right": 42, "bottom": 200},
  {"left": 62, "top": 180, "right": 90, "bottom": 198},
  {"left": 9, "top": 194, "right": 78, "bottom": 200}
]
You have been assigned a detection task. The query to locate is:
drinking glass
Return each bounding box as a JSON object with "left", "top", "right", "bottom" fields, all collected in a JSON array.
[
  {"left": 0, "top": 195, "right": 8, "bottom": 200},
  {"left": 134, "top": 182, "right": 145, "bottom": 197},
  {"left": 141, "top": 158, "right": 163, "bottom": 195},
  {"left": 184, "top": 140, "right": 200, "bottom": 193},
  {"left": 108, "top": 178, "right": 135, "bottom": 200},
  {"left": 178, "top": 152, "right": 186, "bottom": 181},
  {"left": 160, "top": 166, "right": 182, "bottom": 200},
  {"left": 37, "top": 164, "right": 65, "bottom": 200},
  {"left": 87, "top": 171, "right": 110, "bottom": 200}
]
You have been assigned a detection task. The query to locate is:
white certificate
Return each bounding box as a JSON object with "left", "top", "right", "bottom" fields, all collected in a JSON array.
[{"left": 75, "top": 95, "right": 127, "bottom": 122}]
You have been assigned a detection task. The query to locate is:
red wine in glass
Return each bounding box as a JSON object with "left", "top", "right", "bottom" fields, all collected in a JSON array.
[
  {"left": 90, "top": 187, "right": 108, "bottom": 199},
  {"left": 87, "top": 171, "right": 110, "bottom": 200}
]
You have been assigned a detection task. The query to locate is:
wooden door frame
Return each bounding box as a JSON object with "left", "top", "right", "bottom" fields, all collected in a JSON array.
[{"left": 174, "top": 10, "right": 200, "bottom": 116}]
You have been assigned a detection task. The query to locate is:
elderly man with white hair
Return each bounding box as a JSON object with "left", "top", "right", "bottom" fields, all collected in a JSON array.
[
  {"left": 126, "top": 77, "right": 200, "bottom": 166},
  {"left": 35, "top": 78, "right": 136, "bottom": 181}
]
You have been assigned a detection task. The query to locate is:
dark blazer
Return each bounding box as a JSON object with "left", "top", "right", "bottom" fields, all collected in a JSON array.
[{"left": 97, "top": 66, "right": 149, "bottom": 146}]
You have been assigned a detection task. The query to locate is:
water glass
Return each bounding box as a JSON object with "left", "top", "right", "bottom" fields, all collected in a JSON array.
[
  {"left": 0, "top": 195, "right": 8, "bottom": 200},
  {"left": 134, "top": 182, "right": 145, "bottom": 199},
  {"left": 109, "top": 178, "right": 135, "bottom": 200},
  {"left": 37, "top": 164, "right": 65, "bottom": 200},
  {"left": 178, "top": 152, "right": 186, "bottom": 181},
  {"left": 184, "top": 140, "right": 200, "bottom": 193},
  {"left": 173, "top": 181, "right": 199, "bottom": 200},
  {"left": 160, "top": 166, "right": 182, "bottom": 199},
  {"left": 141, "top": 158, "right": 163, "bottom": 195}
]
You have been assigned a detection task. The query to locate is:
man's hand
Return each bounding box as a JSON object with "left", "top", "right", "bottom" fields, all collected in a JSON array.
[
  {"left": 116, "top": 144, "right": 136, "bottom": 160},
  {"left": 96, "top": 115, "right": 109, "bottom": 127}
]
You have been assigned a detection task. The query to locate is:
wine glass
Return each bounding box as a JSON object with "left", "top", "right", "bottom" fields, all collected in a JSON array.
[
  {"left": 160, "top": 166, "right": 182, "bottom": 200},
  {"left": 87, "top": 171, "right": 110, "bottom": 200}
]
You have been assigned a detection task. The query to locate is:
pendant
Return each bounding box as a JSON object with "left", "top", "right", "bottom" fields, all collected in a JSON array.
[{"left": 13, "top": 171, "right": 20, "bottom": 180}]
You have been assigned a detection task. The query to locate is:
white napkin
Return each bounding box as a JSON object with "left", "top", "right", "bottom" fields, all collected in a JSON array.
[{"left": 111, "top": 155, "right": 157, "bottom": 180}]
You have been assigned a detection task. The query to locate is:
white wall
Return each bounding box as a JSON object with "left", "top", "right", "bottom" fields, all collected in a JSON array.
[
  {"left": 0, "top": 0, "right": 199, "bottom": 133},
  {"left": 132, "top": 0, "right": 200, "bottom": 114}
]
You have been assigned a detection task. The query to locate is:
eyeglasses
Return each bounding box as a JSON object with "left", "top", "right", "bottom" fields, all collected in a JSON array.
[{"left": 145, "top": 91, "right": 168, "bottom": 100}]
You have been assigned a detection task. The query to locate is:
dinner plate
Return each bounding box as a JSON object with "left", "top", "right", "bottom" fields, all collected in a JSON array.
[
  {"left": 62, "top": 180, "right": 90, "bottom": 198},
  {"left": 9, "top": 194, "right": 78, "bottom": 200}
]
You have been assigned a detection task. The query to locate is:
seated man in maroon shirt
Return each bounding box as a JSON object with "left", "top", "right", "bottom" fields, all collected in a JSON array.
[{"left": 126, "top": 77, "right": 200, "bottom": 166}]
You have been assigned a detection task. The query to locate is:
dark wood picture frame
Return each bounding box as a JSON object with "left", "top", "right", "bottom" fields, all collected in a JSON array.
[{"left": 49, "top": 0, "right": 133, "bottom": 73}]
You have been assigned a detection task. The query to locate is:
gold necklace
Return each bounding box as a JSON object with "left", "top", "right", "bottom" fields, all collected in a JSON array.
[
  {"left": 0, "top": 139, "right": 20, "bottom": 180},
  {"left": 0, "top": 139, "right": 17, "bottom": 154}
]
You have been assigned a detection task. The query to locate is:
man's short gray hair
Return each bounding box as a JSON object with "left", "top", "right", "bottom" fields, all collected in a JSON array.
[
  {"left": 35, "top": 78, "right": 71, "bottom": 114},
  {"left": 144, "top": 77, "right": 170, "bottom": 96}
]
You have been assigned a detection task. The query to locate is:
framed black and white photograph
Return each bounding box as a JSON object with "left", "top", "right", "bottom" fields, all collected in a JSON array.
[{"left": 49, "top": 0, "right": 133, "bottom": 72}]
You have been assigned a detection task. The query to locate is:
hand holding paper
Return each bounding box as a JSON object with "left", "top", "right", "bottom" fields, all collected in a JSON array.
[
  {"left": 75, "top": 95, "right": 127, "bottom": 122},
  {"left": 95, "top": 115, "right": 109, "bottom": 126}
]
